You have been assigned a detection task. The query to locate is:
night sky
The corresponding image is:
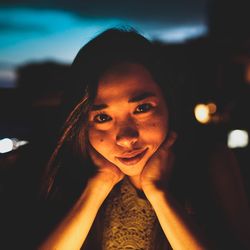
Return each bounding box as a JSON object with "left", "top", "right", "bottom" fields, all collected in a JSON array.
[{"left": 0, "top": 0, "right": 208, "bottom": 87}]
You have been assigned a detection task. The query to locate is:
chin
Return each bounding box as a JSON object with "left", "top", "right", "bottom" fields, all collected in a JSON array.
[
  {"left": 116, "top": 162, "right": 145, "bottom": 177},
  {"left": 122, "top": 169, "right": 143, "bottom": 177}
]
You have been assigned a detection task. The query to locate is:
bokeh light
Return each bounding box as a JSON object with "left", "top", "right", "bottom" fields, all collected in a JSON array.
[
  {"left": 227, "top": 130, "right": 249, "bottom": 148},
  {"left": 207, "top": 102, "right": 217, "bottom": 114},
  {"left": 0, "top": 138, "right": 29, "bottom": 153},
  {"left": 0, "top": 138, "right": 13, "bottom": 153},
  {"left": 194, "top": 104, "right": 210, "bottom": 124}
]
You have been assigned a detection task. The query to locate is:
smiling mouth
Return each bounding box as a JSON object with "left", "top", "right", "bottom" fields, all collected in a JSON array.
[{"left": 116, "top": 148, "right": 148, "bottom": 166}]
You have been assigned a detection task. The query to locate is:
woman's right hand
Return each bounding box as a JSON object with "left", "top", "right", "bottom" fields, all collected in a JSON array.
[
  {"left": 88, "top": 144, "right": 124, "bottom": 186},
  {"left": 38, "top": 145, "right": 124, "bottom": 250}
]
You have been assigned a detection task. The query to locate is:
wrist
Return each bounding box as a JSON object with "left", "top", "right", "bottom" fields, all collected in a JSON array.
[
  {"left": 78, "top": 175, "right": 115, "bottom": 208},
  {"left": 141, "top": 180, "right": 168, "bottom": 196},
  {"left": 88, "top": 173, "right": 117, "bottom": 191}
]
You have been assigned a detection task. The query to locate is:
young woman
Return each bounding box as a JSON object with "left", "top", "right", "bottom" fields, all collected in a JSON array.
[{"left": 38, "top": 28, "right": 250, "bottom": 250}]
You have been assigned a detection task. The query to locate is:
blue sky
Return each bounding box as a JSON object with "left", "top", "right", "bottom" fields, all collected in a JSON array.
[{"left": 0, "top": 3, "right": 208, "bottom": 87}]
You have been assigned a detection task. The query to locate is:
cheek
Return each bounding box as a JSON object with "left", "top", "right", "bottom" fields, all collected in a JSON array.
[
  {"left": 140, "top": 113, "right": 168, "bottom": 148},
  {"left": 88, "top": 127, "right": 113, "bottom": 156},
  {"left": 143, "top": 122, "right": 166, "bottom": 144}
]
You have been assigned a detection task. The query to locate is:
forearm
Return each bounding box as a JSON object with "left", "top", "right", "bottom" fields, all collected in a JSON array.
[
  {"left": 143, "top": 185, "right": 208, "bottom": 250},
  {"left": 38, "top": 177, "right": 114, "bottom": 250}
]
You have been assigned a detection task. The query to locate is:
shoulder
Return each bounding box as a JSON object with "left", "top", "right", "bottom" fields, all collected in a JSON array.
[
  {"left": 208, "top": 143, "right": 243, "bottom": 190},
  {"left": 207, "top": 143, "right": 249, "bottom": 222}
]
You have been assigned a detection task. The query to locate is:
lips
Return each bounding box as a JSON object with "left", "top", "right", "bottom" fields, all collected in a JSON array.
[{"left": 116, "top": 148, "right": 148, "bottom": 166}]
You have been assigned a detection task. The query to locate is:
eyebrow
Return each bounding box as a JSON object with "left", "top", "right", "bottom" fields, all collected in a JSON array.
[
  {"left": 91, "top": 103, "right": 108, "bottom": 111},
  {"left": 128, "top": 92, "right": 155, "bottom": 103},
  {"left": 91, "top": 91, "right": 156, "bottom": 111}
]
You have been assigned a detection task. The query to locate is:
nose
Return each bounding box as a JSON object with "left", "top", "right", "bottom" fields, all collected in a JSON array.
[{"left": 116, "top": 123, "right": 139, "bottom": 148}]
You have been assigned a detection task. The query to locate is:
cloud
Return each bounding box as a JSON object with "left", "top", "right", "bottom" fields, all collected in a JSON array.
[
  {"left": 0, "top": 5, "right": 208, "bottom": 67},
  {"left": 0, "top": 0, "right": 208, "bottom": 24},
  {"left": 0, "top": 22, "right": 48, "bottom": 33},
  {"left": 0, "top": 7, "right": 131, "bottom": 65},
  {"left": 0, "top": 7, "right": 79, "bottom": 33}
]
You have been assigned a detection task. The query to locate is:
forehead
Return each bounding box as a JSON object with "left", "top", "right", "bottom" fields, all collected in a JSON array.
[{"left": 95, "top": 63, "right": 162, "bottom": 103}]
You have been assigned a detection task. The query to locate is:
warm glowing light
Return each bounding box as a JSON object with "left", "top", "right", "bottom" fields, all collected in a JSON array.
[
  {"left": 194, "top": 104, "right": 210, "bottom": 124},
  {"left": 228, "top": 130, "right": 249, "bottom": 148},
  {"left": 0, "top": 138, "right": 13, "bottom": 153},
  {"left": 207, "top": 102, "right": 217, "bottom": 114}
]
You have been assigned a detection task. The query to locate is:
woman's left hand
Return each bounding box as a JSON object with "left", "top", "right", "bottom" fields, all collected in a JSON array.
[{"left": 140, "top": 131, "right": 177, "bottom": 191}]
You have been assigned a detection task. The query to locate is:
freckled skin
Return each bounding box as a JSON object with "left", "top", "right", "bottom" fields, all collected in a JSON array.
[{"left": 88, "top": 63, "right": 169, "bottom": 182}]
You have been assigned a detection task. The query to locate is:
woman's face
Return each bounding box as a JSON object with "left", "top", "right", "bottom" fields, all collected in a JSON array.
[{"left": 88, "top": 63, "right": 169, "bottom": 177}]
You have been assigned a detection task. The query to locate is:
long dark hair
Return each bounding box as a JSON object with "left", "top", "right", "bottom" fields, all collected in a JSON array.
[{"left": 39, "top": 27, "right": 177, "bottom": 202}]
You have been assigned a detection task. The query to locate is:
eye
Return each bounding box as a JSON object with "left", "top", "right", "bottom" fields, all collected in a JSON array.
[
  {"left": 134, "top": 103, "right": 153, "bottom": 114},
  {"left": 93, "top": 113, "right": 112, "bottom": 123}
]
